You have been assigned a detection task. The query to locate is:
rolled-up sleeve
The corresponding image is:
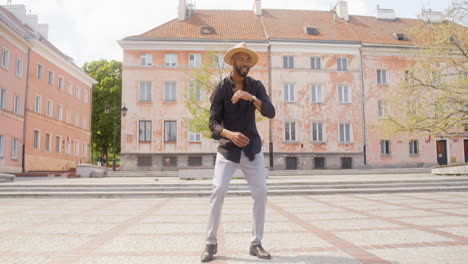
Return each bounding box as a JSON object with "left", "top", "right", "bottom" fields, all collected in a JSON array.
[
  {"left": 209, "top": 84, "right": 224, "bottom": 140},
  {"left": 255, "top": 81, "right": 275, "bottom": 118}
]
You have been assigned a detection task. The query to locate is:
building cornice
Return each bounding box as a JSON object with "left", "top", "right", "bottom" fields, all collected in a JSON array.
[
  {"left": 30, "top": 39, "right": 97, "bottom": 86},
  {"left": 0, "top": 19, "right": 31, "bottom": 52},
  {"left": 118, "top": 39, "right": 270, "bottom": 52}
]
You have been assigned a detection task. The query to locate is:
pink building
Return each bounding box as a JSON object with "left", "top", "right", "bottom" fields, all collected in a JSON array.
[
  {"left": 0, "top": 5, "right": 96, "bottom": 172},
  {"left": 119, "top": 1, "right": 467, "bottom": 170}
]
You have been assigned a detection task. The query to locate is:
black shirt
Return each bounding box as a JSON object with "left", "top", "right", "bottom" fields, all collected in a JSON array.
[{"left": 209, "top": 75, "right": 275, "bottom": 163}]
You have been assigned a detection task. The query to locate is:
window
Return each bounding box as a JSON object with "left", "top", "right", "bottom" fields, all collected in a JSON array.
[
  {"left": 312, "top": 122, "right": 324, "bottom": 142},
  {"left": 140, "top": 53, "right": 152, "bottom": 66},
  {"left": 339, "top": 123, "right": 351, "bottom": 142},
  {"left": 55, "top": 136, "right": 61, "bottom": 153},
  {"left": 58, "top": 76, "right": 63, "bottom": 90},
  {"left": 378, "top": 100, "right": 386, "bottom": 118},
  {"left": 46, "top": 100, "right": 53, "bottom": 117},
  {"left": 36, "top": 64, "right": 43, "bottom": 79},
  {"left": 34, "top": 95, "right": 42, "bottom": 113},
  {"left": 305, "top": 27, "right": 320, "bottom": 35},
  {"left": 165, "top": 54, "right": 177, "bottom": 67},
  {"left": 82, "top": 143, "right": 87, "bottom": 157},
  {"left": 188, "top": 156, "right": 202, "bottom": 166},
  {"left": 409, "top": 140, "right": 419, "bottom": 155},
  {"left": 74, "top": 140, "right": 79, "bottom": 156},
  {"left": 83, "top": 89, "right": 88, "bottom": 103},
  {"left": 48, "top": 71, "right": 54, "bottom": 85},
  {"left": 57, "top": 104, "right": 63, "bottom": 121},
  {"left": 82, "top": 116, "right": 87, "bottom": 129},
  {"left": 66, "top": 110, "right": 71, "bottom": 124},
  {"left": 138, "top": 81, "right": 152, "bottom": 101},
  {"left": 394, "top": 33, "right": 409, "bottom": 41},
  {"left": 65, "top": 141, "right": 70, "bottom": 155},
  {"left": 0, "top": 89, "right": 5, "bottom": 110},
  {"left": 338, "top": 85, "right": 350, "bottom": 103},
  {"left": 76, "top": 86, "right": 81, "bottom": 99},
  {"left": 310, "top": 57, "right": 321, "bottom": 70},
  {"left": 1, "top": 48, "right": 9, "bottom": 69},
  {"left": 164, "top": 121, "right": 177, "bottom": 142},
  {"left": 213, "top": 54, "right": 225, "bottom": 68},
  {"left": 11, "top": 138, "right": 18, "bottom": 160},
  {"left": 380, "top": 140, "right": 391, "bottom": 155},
  {"left": 16, "top": 58, "right": 23, "bottom": 77},
  {"left": 13, "top": 96, "right": 20, "bottom": 115},
  {"left": 45, "top": 133, "right": 51, "bottom": 152},
  {"left": 200, "top": 26, "right": 215, "bottom": 34},
  {"left": 284, "top": 83, "right": 295, "bottom": 102},
  {"left": 189, "top": 54, "right": 201, "bottom": 67},
  {"left": 285, "top": 121, "right": 296, "bottom": 141},
  {"left": 138, "top": 121, "right": 151, "bottom": 142},
  {"left": 337, "top": 57, "right": 347, "bottom": 71},
  {"left": 33, "top": 130, "right": 40, "bottom": 149},
  {"left": 283, "top": 56, "right": 294, "bottom": 69},
  {"left": 311, "top": 84, "right": 322, "bottom": 103},
  {"left": 0, "top": 135, "right": 4, "bottom": 158},
  {"left": 164, "top": 81, "right": 177, "bottom": 102},
  {"left": 188, "top": 130, "right": 201, "bottom": 142},
  {"left": 75, "top": 112, "right": 80, "bottom": 127},
  {"left": 67, "top": 81, "right": 73, "bottom": 94},
  {"left": 377, "top": 69, "right": 387, "bottom": 85},
  {"left": 188, "top": 81, "right": 201, "bottom": 101}
]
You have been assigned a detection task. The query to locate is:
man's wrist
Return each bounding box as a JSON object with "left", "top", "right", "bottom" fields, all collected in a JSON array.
[{"left": 251, "top": 95, "right": 258, "bottom": 102}]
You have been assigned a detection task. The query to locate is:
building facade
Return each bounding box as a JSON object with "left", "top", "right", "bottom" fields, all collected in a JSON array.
[
  {"left": 0, "top": 5, "right": 96, "bottom": 172},
  {"left": 119, "top": 0, "right": 467, "bottom": 170}
]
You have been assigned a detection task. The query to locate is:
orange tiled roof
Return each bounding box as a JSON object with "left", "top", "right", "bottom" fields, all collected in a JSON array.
[{"left": 126, "top": 8, "right": 428, "bottom": 46}]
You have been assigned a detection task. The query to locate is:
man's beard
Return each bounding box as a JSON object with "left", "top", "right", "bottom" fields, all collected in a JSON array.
[{"left": 234, "top": 64, "right": 250, "bottom": 77}]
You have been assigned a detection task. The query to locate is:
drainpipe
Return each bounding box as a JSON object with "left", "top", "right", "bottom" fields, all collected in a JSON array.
[
  {"left": 268, "top": 44, "right": 273, "bottom": 168},
  {"left": 359, "top": 47, "right": 367, "bottom": 165},
  {"left": 21, "top": 47, "right": 31, "bottom": 172}
]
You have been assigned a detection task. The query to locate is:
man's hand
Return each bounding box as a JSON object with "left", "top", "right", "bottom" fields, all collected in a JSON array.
[
  {"left": 228, "top": 131, "right": 249, "bottom": 147},
  {"left": 232, "top": 90, "right": 253, "bottom": 104}
]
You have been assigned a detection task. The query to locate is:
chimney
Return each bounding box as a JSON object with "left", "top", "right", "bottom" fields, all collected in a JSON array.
[
  {"left": 178, "top": 0, "right": 187, "bottom": 21},
  {"left": 420, "top": 9, "right": 444, "bottom": 23},
  {"left": 377, "top": 7, "right": 396, "bottom": 20},
  {"left": 253, "top": 0, "right": 262, "bottom": 16},
  {"left": 3, "top": 4, "right": 27, "bottom": 23},
  {"left": 334, "top": 1, "right": 349, "bottom": 21},
  {"left": 24, "top": 14, "right": 38, "bottom": 31},
  {"left": 38, "top": 23, "right": 48, "bottom": 39}
]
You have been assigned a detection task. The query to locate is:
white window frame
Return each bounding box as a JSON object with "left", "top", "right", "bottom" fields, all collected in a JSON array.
[
  {"left": 76, "top": 86, "right": 81, "bottom": 99},
  {"left": 189, "top": 54, "right": 201, "bottom": 67},
  {"left": 337, "top": 57, "right": 348, "bottom": 71},
  {"left": 339, "top": 123, "right": 352, "bottom": 143},
  {"left": 36, "top": 64, "right": 43, "bottom": 79},
  {"left": 66, "top": 110, "right": 71, "bottom": 124},
  {"left": 16, "top": 57, "right": 23, "bottom": 77},
  {"left": 67, "top": 81, "right": 73, "bottom": 95},
  {"left": 312, "top": 122, "right": 325, "bottom": 142},
  {"left": 165, "top": 54, "right": 177, "bottom": 67},
  {"left": 0, "top": 89, "right": 6, "bottom": 110},
  {"left": 380, "top": 140, "right": 391, "bottom": 155},
  {"left": 188, "top": 130, "right": 201, "bottom": 142},
  {"left": 164, "top": 120, "right": 177, "bottom": 142},
  {"left": 83, "top": 89, "right": 88, "bottom": 103},
  {"left": 11, "top": 138, "right": 19, "bottom": 160},
  {"left": 164, "top": 81, "right": 177, "bottom": 102},
  {"left": 140, "top": 53, "right": 153, "bottom": 66},
  {"left": 33, "top": 130, "right": 40, "bottom": 150},
  {"left": 0, "top": 135, "right": 4, "bottom": 158},
  {"left": 48, "top": 71, "right": 54, "bottom": 85},
  {"left": 283, "top": 56, "right": 294, "bottom": 69},
  {"left": 65, "top": 140, "right": 71, "bottom": 155},
  {"left": 82, "top": 143, "right": 87, "bottom": 158},
  {"left": 74, "top": 140, "right": 79, "bottom": 156},
  {"left": 138, "top": 81, "right": 152, "bottom": 102},
  {"left": 55, "top": 135, "right": 61, "bottom": 153},
  {"left": 13, "top": 95, "right": 20, "bottom": 115},
  {"left": 284, "top": 121, "right": 297, "bottom": 142},
  {"left": 139, "top": 120, "right": 152, "bottom": 142},
  {"left": 75, "top": 112, "right": 80, "bottom": 127},
  {"left": 338, "top": 85, "right": 350, "bottom": 103},
  {"left": 284, "top": 83, "right": 295, "bottom": 102},
  {"left": 58, "top": 76, "right": 64, "bottom": 90},
  {"left": 34, "top": 95, "right": 42, "bottom": 114},
  {"left": 46, "top": 99, "right": 53, "bottom": 117},
  {"left": 311, "top": 84, "right": 323, "bottom": 103},
  {"left": 188, "top": 81, "right": 201, "bottom": 101},
  {"left": 1, "top": 48, "right": 9, "bottom": 69},
  {"left": 311, "top": 56, "right": 321, "bottom": 70},
  {"left": 409, "top": 140, "right": 419, "bottom": 155},
  {"left": 378, "top": 100, "right": 386, "bottom": 118},
  {"left": 57, "top": 104, "right": 63, "bottom": 121},
  {"left": 377, "top": 69, "right": 388, "bottom": 85},
  {"left": 213, "top": 54, "right": 225, "bottom": 68},
  {"left": 82, "top": 116, "right": 87, "bottom": 129},
  {"left": 45, "top": 133, "right": 51, "bottom": 152}
]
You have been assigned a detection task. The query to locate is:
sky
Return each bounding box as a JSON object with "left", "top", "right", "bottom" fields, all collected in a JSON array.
[{"left": 1, "top": 0, "right": 452, "bottom": 67}]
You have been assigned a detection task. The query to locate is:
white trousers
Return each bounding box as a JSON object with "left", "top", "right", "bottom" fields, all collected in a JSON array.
[{"left": 206, "top": 151, "right": 267, "bottom": 246}]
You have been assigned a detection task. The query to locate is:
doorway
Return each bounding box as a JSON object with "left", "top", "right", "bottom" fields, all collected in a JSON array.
[{"left": 436, "top": 140, "right": 448, "bottom": 165}]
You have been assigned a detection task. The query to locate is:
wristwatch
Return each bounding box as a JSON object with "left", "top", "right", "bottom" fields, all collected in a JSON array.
[{"left": 251, "top": 95, "right": 258, "bottom": 102}]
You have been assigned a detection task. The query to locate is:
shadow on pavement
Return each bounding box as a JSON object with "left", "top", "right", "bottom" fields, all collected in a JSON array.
[{"left": 215, "top": 254, "right": 399, "bottom": 263}]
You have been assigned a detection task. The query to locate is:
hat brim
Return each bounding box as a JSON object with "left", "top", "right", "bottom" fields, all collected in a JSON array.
[{"left": 224, "top": 48, "right": 259, "bottom": 67}]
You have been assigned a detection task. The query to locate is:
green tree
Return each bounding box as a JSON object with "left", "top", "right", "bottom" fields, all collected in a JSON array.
[
  {"left": 82, "top": 60, "right": 122, "bottom": 162},
  {"left": 375, "top": 1, "right": 468, "bottom": 138}
]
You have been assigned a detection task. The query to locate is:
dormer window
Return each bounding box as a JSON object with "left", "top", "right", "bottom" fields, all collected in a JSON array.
[
  {"left": 201, "top": 26, "right": 215, "bottom": 34},
  {"left": 305, "top": 27, "right": 320, "bottom": 35},
  {"left": 394, "top": 33, "right": 409, "bottom": 41}
]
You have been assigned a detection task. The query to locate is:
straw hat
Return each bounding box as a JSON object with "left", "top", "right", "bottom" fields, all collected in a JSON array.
[{"left": 223, "top": 42, "right": 259, "bottom": 67}]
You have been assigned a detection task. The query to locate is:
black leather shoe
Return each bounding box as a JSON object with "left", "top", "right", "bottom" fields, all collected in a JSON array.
[
  {"left": 249, "top": 244, "right": 271, "bottom": 259},
  {"left": 201, "top": 244, "right": 217, "bottom": 262}
]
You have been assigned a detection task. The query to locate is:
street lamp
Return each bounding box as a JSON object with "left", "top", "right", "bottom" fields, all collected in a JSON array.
[{"left": 105, "top": 105, "right": 128, "bottom": 171}]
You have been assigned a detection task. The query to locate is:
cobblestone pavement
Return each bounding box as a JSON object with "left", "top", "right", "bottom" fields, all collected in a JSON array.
[{"left": 1, "top": 192, "right": 468, "bottom": 264}]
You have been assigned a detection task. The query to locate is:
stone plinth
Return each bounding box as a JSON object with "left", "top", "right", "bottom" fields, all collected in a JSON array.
[{"left": 76, "top": 164, "right": 107, "bottom": 178}]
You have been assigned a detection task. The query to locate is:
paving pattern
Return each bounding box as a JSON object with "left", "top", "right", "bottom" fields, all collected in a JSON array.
[{"left": 1, "top": 192, "right": 468, "bottom": 263}]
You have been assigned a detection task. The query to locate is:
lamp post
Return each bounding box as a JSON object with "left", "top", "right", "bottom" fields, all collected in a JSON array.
[{"left": 105, "top": 105, "right": 128, "bottom": 171}]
